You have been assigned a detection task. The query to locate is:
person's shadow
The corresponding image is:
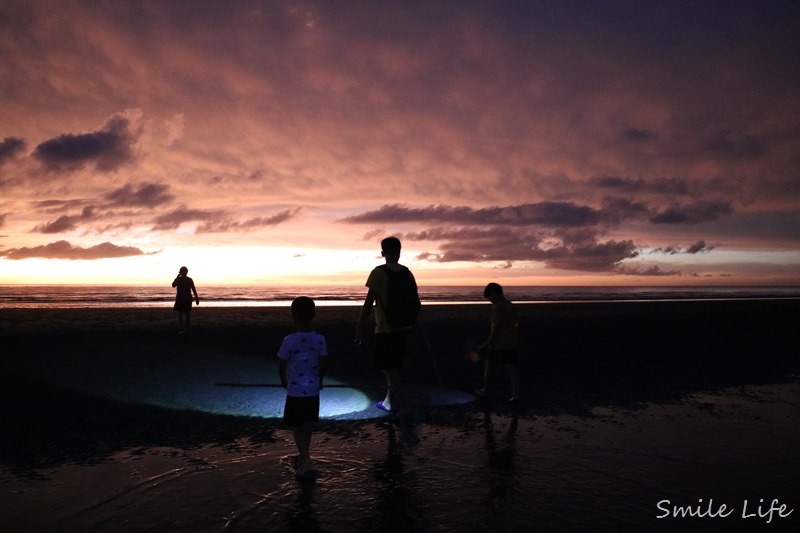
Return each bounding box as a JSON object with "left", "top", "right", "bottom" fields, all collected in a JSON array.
[
  {"left": 482, "top": 410, "right": 519, "bottom": 516},
  {"left": 284, "top": 478, "right": 321, "bottom": 532},
  {"left": 367, "top": 422, "right": 425, "bottom": 531}
]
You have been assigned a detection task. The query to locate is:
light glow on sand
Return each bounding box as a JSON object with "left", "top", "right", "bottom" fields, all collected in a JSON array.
[
  {"left": 20, "top": 346, "right": 374, "bottom": 419},
  {"left": 15, "top": 343, "right": 474, "bottom": 420}
]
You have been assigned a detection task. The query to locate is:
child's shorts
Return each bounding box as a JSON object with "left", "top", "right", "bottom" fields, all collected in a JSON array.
[
  {"left": 374, "top": 330, "right": 410, "bottom": 370},
  {"left": 283, "top": 395, "right": 320, "bottom": 427},
  {"left": 487, "top": 349, "right": 517, "bottom": 364}
]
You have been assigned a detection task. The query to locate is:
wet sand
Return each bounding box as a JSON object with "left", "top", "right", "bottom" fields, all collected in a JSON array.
[{"left": 1, "top": 300, "right": 799, "bottom": 531}]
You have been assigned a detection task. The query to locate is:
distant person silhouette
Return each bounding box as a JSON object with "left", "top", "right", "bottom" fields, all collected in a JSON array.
[
  {"left": 172, "top": 266, "right": 199, "bottom": 334},
  {"left": 355, "top": 236, "right": 421, "bottom": 415},
  {"left": 278, "top": 296, "right": 327, "bottom": 479},
  {"left": 475, "top": 283, "right": 521, "bottom": 402}
]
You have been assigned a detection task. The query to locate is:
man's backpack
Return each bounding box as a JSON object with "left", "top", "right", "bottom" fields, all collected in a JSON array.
[{"left": 379, "top": 265, "right": 421, "bottom": 328}]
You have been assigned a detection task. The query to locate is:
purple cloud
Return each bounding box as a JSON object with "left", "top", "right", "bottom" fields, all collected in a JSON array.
[
  {"left": 590, "top": 176, "right": 689, "bottom": 196},
  {"left": 32, "top": 206, "right": 97, "bottom": 233},
  {"left": 196, "top": 207, "right": 302, "bottom": 233},
  {"left": 0, "top": 137, "right": 26, "bottom": 165},
  {"left": 408, "top": 226, "right": 639, "bottom": 272},
  {"left": 151, "top": 206, "right": 223, "bottom": 231},
  {"left": 650, "top": 201, "right": 733, "bottom": 224},
  {"left": 686, "top": 240, "right": 713, "bottom": 254},
  {"left": 33, "top": 114, "right": 138, "bottom": 172},
  {"left": 0, "top": 240, "right": 153, "bottom": 260},
  {"left": 32, "top": 199, "right": 92, "bottom": 213},
  {"left": 104, "top": 182, "right": 174, "bottom": 208},
  {"left": 703, "top": 128, "right": 767, "bottom": 159},
  {"left": 615, "top": 265, "right": 681, "bottom": 276},
  {"left": 534, "top": 239, "right": 639, "bottom": 272},
  {"left": 341, "top": 202, "right": 601, "bottom": 228},
  {"left": 620, "top": 128, "right": 656, "bottom": 142}
]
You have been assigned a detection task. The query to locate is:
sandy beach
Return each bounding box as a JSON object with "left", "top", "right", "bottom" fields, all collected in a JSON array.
[{"left": 1, "top": 300, "right": 798, "bottom": 531}]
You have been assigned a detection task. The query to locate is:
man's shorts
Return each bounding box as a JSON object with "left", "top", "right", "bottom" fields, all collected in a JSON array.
[
  {"left": 283, "top": 395, "right": 320, "bottom": 427},
  {"left": 375, "top": 330, "right": 410, "bottom": 370},
  {"left": 487, "top": 349, "right": 517, "bottom": 365}
]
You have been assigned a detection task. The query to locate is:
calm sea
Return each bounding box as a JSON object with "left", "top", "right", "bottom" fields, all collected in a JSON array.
[{"left": 0, "top": 284, "right": 798, "bottom": 309}]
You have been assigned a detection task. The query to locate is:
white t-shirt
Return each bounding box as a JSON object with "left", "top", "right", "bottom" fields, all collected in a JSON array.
[{"left": 277, "top": 331, "right": 327, "bottom": 397}]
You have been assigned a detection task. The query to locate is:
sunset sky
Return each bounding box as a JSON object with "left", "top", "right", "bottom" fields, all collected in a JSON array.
[{"left": 1, "top": 0, "right": 799, "bottom": 286}]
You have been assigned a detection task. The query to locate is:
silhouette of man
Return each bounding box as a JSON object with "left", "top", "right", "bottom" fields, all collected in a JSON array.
[{"left": 355, "top": 236, "right": 419, "bottom": 414}]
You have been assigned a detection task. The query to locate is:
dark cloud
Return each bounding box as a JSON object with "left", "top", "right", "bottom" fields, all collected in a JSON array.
[
  {"left": 650, "top": 240, "right": 713, "bottom": 255},
  {"left": 0, "top": 240, "right": 152, "bottom": 260},
  {"left": 649, "top": 178, "right": 692, "bottom": 196},
  {"left": 348, "top": 202, "right": 646, "bottom": 271},
  {"left": 590, "top": 176, "right": 689, "bottom": 196},
  {"left": 686, "top": 240, "right": 713, "bottom": 254},
  {"left": 26, "top": 184, "right": 173, "bottom": 233},
  {"left": 196, "top": 207, "right": 302, "bottom": 233},
  {"left": 0, "top": 213, "right": 6, "bottom": 228},
  {"left": 32, "top": 206, "right": 96, "bottom": 233},
  {"left": 534, "top": 239, "right": 639, "bottom": 272},
  {"left": 599, "top": 197, "right": 652, "bottom": 224},
  {"left": 620, "top": 128, "right": 656, "bottom": 142},
  {"left": 151, "top": 206, "right": 222, "bottom": 231},
  {"left": 650, "top": 245, "right": 680, "bottom": 255},
  {"left": 407, "top": 226, "right": 639, "bottom": 272},
  {"left": 341, "top": 202, "right": 601, "bottom": 228},
  {"left": 405, "top": 226, "right": 524, "bottom": 262},
  {"left": 32, "top": 199, "right": 92, "bottom": 213},
  {"left": 592, "top": 176, "right": 641, "bottom": 191},
  {"left": 92, "top": 222, "right": 134, "bottom": 235},
  {"left": 0, "top": 137, "right": 26, "bottom": 165},
  {"left": 346, "top": 201, "right": 656, "bottom": 272},
  {"left": 152, "top": 205, "right": 301, "bottom": 233},
  {"left": 703, "top": 128, "right": 767, "bottom": 159},
  {"left": 650, "top": 201, "right": 733, "bottom": 224},
  {"left": 33, "top": 113, "right": 138, "bottom": 172},
  {"left": 104, "top": 182, "right": 174, "bottom": 208},
  {"left": 615, "top": 265, "right": 681, "bottom": 276},
  {"left": 207, "top": 169, "right": 269, "bottom": 187}
]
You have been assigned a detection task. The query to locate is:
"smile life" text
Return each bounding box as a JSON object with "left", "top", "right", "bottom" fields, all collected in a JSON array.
[{"left": 656, "top": 498, "right": 794, "bottom": 524}]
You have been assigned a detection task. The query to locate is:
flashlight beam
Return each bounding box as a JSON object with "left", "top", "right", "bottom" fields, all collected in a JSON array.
[{"left": 214, "top": 382, "right": 383, "bottom": 389}]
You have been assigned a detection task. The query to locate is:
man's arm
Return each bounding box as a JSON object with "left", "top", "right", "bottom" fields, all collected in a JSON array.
[{"left": 355, "top": 288, "right": 377, "bottom": 343}]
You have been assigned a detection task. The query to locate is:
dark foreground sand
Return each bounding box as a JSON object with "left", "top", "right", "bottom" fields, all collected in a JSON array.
[{"left": 1, "top": 300, "right": 799, "bottom": 531}]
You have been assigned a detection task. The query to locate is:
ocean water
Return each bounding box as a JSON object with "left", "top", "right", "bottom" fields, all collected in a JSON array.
[{"left": 0, "top": 284, "right": 798, "bottom": 308}]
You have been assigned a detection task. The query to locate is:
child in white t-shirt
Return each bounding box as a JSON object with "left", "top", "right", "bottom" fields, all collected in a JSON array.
[{"left": 278, "top": 296, "right": 327, "bottom": 478}]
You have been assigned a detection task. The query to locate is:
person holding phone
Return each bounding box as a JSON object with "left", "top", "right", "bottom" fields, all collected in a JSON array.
[{"left": 172, "top": 266, "right": 199, "bottom": 334}]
